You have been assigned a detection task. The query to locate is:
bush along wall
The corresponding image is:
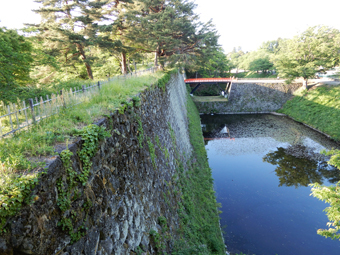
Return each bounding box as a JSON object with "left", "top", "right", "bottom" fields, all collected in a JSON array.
[{"left": 0, "top": 71, "right": 225, "bottom": 255}]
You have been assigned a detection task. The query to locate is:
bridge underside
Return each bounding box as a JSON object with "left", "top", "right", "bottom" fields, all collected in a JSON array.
[{"left": 184, "top": 78, "right": 234, "bottom": 97}]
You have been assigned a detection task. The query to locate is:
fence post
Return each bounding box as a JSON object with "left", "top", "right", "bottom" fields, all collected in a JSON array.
[
  {"left": 35, "top": 97, "right": 41, "bottom": 121},
  {"left": 29, "top": 98, "right": 36, "bottom": 124},
  {"left": 13, "top": 103, "right": 20, "bottom": 129},
  {"left": 7, "top": 105, "right": 14, "bottom": 133},
  {"left": 23, "top": 101, "right": 29, "bottom": 127},
  {"left": 82, "top": 85, "right": 85, "bottom": 93},
  {"left": 60, "top": 90, "right": 66, "bottom": 108},
  {"left": 98, "top": 81, "right": 101, "bottom": 90}
]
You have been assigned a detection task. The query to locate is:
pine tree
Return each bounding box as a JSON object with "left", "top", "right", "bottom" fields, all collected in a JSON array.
[
  {"left": 107, "top": 0, "right": 137, "bottom": 74},
  {"left": 33, "top": 0, "right": 130, "bottom": 79},
  {"left": 125, "top": 0, "right": 219, "bottom": 68}
]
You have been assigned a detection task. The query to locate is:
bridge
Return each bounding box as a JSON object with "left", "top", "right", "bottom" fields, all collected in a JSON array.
[{"left": 184, "top": 78, "right": 234, "bottom": 97}]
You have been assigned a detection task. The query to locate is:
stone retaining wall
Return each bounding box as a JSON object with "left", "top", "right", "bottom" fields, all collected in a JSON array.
[
  {"left": 0, "top": 72, "right": 192, "bottom": 255},
  {"left": 194, "top": 82, "right": 301, "bottom": 114}
]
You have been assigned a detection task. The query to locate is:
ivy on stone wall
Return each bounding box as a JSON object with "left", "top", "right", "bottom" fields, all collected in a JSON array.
[
  {"left": 135, "top": 115, "right": 144, "bottom": 148},
  {"left": 56, "top": 124, "right": 110, "bottom": 243},
  {"left": 0, "top": 171, "right": 41, "bottom": 233}
]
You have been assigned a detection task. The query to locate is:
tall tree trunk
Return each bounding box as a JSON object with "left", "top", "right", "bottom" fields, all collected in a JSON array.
[
  {"left": 121, "top": 52, "right": 127, "bottom": 74},
  {"left": 76, "top": 43, "right": 93, "bottom": 80}
]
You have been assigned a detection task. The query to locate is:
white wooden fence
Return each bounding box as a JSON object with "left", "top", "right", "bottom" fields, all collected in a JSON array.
[{"left": 0, "top": 67, "right": 159, "bottom": 138}]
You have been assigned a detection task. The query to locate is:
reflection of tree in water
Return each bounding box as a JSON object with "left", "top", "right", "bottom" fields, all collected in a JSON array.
[{"left": 263, "top": 147, "right": 340, "bottom": 188}]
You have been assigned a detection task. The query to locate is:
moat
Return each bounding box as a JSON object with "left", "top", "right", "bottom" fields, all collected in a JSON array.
[{"left": 201, "top": 114, "right": 340, "bottom": 255}]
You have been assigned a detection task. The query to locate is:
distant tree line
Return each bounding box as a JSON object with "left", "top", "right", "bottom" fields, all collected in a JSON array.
[{"left": 228, "top": 25, "right": 340, "bottom": 88}]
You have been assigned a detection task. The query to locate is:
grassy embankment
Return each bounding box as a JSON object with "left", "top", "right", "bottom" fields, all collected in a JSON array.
[
  {"left": 277, "top": 85, "right": 340, "bottom": 141},
  {"left": 171, "top": 92, "right": 225, "bottom": 254}
]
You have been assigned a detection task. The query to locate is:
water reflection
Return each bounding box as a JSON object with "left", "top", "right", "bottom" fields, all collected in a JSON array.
[
  {"left": 263, "top": 146, "right": 340, "bottom": 188},
  {"left": 201, "top": 114, "right": 340, "bottom": 255}
]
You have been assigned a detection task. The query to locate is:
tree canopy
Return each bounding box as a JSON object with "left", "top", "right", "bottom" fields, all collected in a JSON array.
[
  {"left": 0, "top": 27, "right": 33, "bottom": 86},
  {"left": 273, "top": 26, "right": 340, "bottom": 88}
]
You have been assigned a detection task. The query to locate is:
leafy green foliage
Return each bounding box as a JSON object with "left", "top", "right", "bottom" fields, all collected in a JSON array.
[
  {"left": 226, "top": 46, "right": 246, "bottom": 73},
  {"left": 248, "top": 57, "right": 273, "bottom": 73},
  {"left": 57, "top": 149, "right": 88, "bottom": 243},
  {"left": 56, "top": 124, "right": 109, "bottom": 243},
  {"left": 236, "top": 47, "right": 275, "bottom": 74},
  {"left": 0, "top": 168, "right": 41, "bottom": 233},
  {"left": 310, "top": 150, "right": 340, "bottom": 240},
  {"left": 0, "top": 27, "right": 33, "bottom": 86},
  {"left": 76, "top": 124, "right": 110, "bottom": 185}
]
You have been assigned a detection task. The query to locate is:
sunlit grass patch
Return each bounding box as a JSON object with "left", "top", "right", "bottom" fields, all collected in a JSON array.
[{"left": 278, "top": 85, "right": 340, "bottom": 141}]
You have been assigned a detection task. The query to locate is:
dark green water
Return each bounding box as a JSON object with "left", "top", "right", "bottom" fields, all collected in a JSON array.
[{"left": 201, "top": 114, "right": 340, "bottom": 255}]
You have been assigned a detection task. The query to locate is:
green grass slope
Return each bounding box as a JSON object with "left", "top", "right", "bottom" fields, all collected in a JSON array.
[
  {"left": 278, "top": 85, "right": 340, "bottom": 141},
  {"left": 172, "top": 93, "right": 225, "bottom": 254}
]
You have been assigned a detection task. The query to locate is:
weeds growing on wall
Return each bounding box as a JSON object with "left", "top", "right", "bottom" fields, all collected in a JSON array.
[
  {"left": 0, "top": 168, "right": 42, "bottom": 233},
  {"left": 135, "top": 115, "right": 144, "bottom": 148},
  {"left": 56, "top": 124, "right": 109, "bottom": 243},
  {"left": 147, "top": 138, "right": 157, "bottom": 169},
  {"left": 75, "top": 124, "right": 110, "bottom": 185},
  {"left": 156, "top": 69, "right": 177, "bottom": 91}
]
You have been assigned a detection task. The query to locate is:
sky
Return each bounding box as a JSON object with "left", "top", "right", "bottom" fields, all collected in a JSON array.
[{"left": 1, "top": 0, "right": 340, "bottom": 53}]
